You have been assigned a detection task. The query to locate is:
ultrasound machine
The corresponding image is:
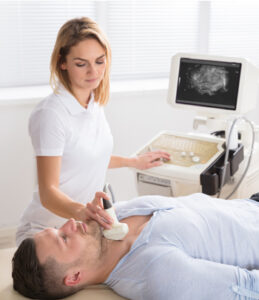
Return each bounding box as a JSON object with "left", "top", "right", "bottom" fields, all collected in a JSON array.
[{"left": 134, "top": 53, "right": 259, "bottom": 199}]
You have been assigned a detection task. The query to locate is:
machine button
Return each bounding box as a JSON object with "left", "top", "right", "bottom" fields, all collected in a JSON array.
[
  {"left": 192, "top": 156, "right": 200, "bottom": 163},
  {"left": 181, "top": 151, "right": 187, "bottom": 157}
]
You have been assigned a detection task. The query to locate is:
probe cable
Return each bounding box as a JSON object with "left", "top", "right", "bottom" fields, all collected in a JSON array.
[{"left": 103, "top": 183, "right": 116, "bottom": 203}]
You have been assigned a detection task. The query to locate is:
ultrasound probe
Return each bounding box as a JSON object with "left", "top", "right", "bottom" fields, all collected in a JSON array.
[{"left": 102, "top": 184, "right": 129, "bottom": 240}]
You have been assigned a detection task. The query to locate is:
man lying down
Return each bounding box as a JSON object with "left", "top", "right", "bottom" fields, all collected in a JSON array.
[{"left": 12, "top": 192, "right": 259, "bottom": 300}]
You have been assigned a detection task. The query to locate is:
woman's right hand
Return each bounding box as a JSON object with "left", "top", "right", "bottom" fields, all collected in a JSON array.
[{"left": 81, "top": 191, "right": 114, "bottom": 229}]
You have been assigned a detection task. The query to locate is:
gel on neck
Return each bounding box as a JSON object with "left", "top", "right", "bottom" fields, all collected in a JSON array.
[{"left": 102, "top": 198, "right": 129, "bottom": 240}]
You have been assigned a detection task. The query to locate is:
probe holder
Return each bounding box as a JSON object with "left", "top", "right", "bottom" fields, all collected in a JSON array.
[{"left": 200, "top": 144, "right": 244, "bottom": 195}]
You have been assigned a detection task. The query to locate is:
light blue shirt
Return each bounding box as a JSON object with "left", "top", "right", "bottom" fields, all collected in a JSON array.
[{"left": 105, "top": 193, "right": 259, "bottom": 300}]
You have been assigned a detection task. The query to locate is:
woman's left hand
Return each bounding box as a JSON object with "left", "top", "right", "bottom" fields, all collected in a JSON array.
[{"left": 133, "top": 150, "right": 171, "bottom": 170}]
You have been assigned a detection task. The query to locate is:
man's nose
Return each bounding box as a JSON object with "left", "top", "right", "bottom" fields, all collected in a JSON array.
[{"left": 61, "top": 218, "right": 77, "bottom": 233}]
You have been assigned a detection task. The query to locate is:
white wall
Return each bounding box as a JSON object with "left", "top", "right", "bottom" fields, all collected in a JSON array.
[
  {"left": 1, "top": 86, "right": 259, "bottom": 228},
  {"left": 0, "top": 103, "right": 36, "bottom": 228}
]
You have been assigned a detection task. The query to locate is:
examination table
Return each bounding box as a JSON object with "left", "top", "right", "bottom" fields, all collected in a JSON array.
[{"left": 0, "top": 247, "right": 127, "bottom": 300}]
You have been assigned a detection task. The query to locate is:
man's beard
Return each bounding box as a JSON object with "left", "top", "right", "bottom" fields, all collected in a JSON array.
[
  {"left": 85, "top": 220, "right": 107, "bottom": 257},
  {"left": 87, "top": 220, "right": 102, "bottom": 240}
]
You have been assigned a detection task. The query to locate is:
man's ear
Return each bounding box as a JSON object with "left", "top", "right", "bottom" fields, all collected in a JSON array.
[{"left": 64, "top": 271, "right": 82, "bottom": 286}]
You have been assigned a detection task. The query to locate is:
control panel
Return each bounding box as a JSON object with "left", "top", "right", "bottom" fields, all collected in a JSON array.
[{"left": 148, "top": 133, "right": 222, "bottom": 167}]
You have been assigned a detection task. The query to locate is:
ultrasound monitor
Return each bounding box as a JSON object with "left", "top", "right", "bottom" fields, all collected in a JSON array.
[{"left": 167, "top": 53, "right": 259, "bottom": 117}]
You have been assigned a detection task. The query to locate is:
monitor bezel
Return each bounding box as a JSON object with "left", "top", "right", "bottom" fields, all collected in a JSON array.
[{"left": 167, "top": 53, "right": 250, "bottom": 116}]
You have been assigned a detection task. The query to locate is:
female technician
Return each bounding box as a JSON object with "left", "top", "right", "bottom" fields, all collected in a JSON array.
[{"left": 16, "top": 17, "right": 170, "bottom": 245}]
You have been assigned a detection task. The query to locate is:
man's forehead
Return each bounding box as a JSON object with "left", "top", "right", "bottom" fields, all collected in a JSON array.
[{"left": 34, "top": 228, "right": 60, "bottom": 263}]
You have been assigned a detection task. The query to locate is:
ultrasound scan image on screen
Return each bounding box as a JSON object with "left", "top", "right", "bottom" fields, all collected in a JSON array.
[{"left": 176, "top": 58, "right": 242, "bottom": 110}]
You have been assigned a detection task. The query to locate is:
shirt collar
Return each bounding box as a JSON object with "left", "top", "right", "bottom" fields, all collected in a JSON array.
[
  {"left": 56, "top": 84, "right": 95, "bottom": 115},
  {"left": 104, "top": 213, "right": 155, "bottom": 285}
]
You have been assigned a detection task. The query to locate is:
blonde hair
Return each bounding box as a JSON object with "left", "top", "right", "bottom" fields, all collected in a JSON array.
[{"left": 50, "top": 17, "right": 111, "bottom": 105}]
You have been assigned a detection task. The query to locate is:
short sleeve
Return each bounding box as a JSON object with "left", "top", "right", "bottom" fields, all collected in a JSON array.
[{"left": 29, "top": 108, "right": 66, "bottom": 156}]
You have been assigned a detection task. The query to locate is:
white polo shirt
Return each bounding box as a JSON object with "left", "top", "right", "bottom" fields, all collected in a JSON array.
[{"left": 16, "top": 86, "right": 113, "bottom": 245}]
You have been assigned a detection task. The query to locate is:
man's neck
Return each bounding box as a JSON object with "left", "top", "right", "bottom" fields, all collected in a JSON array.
[{"left": 95, "top": 215, "right": 152, "bottom": 283}]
